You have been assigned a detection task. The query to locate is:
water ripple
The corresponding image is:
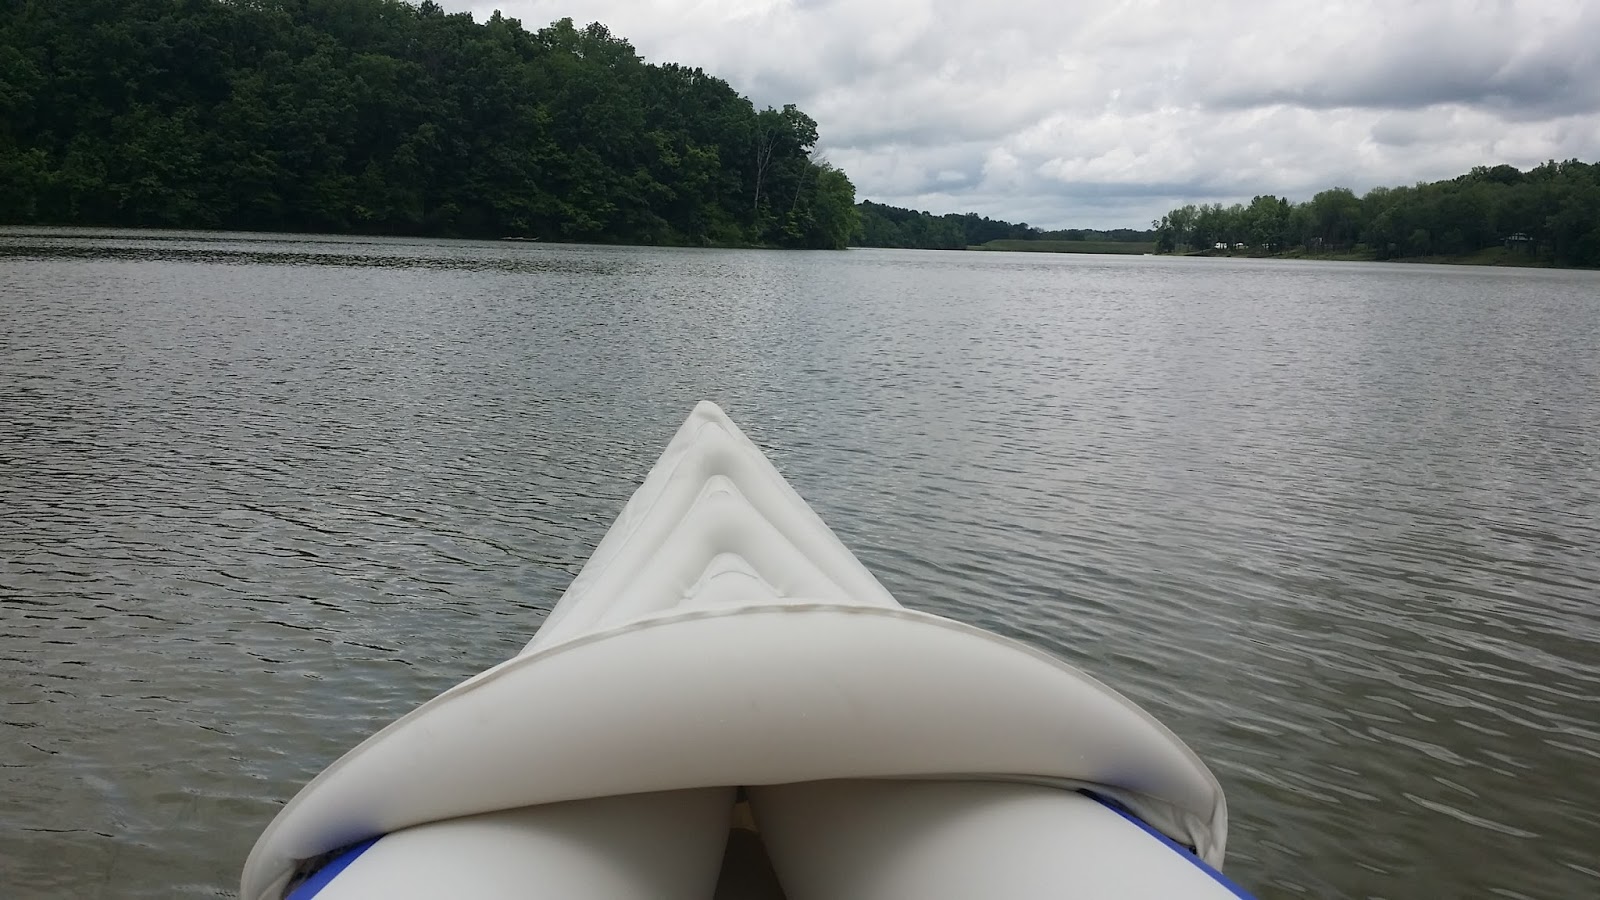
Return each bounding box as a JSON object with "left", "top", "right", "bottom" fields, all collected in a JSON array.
[{"left": 3, "top": 233, "right": 1599, "bottom": 898}]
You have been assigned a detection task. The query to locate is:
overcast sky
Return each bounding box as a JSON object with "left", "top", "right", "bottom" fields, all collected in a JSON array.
[{"left": 459, "top": 0, "right": 1600, "bottom": 229}]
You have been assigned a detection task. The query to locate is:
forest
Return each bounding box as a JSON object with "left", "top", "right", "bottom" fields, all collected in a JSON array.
[
  {"left": 0, "top": 0, "right": 859, "bottom": 248},
  {"left": 1152, "top": 161, "right": 1600, "bottom": 267},
  {"left": 853, "top": 200, "right": 1153, "bottom": 250}
]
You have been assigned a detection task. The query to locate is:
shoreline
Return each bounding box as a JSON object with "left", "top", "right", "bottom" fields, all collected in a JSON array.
[
  {"left": 8, "top": 226, "right": 1591, "bottom": 269},
  {"left": 0, "top": 224, "right": 830, "bottom": 253},
  {"left": 1170, "top": 246, "right": 1587, "bottom": 270}
]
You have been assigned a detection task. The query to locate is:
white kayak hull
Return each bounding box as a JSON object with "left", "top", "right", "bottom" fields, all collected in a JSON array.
[{"left": 243, "top": 402, "right": 1253, "bottom": 900}]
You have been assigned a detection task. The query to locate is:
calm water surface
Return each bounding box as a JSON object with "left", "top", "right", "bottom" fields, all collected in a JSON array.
[{"left": 2, "top": 229, "right": 1597, "bottom": 899}]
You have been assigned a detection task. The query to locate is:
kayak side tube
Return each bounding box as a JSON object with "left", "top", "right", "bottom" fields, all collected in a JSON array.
[{"left": 241, "top": 603, "right": 1227, "bottom": 900}]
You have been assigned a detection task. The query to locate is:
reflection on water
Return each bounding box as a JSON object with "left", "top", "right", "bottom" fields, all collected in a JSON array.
[
  {"left": 0, "top": 228, "right": 612, "bottom": 273},
  {"left": 2, "top": 228, "right": 1598, "bottom": 899}
]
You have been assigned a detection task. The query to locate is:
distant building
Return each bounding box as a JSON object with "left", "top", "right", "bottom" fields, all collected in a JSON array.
[{"left": 1503, "top": 232, "right": 1534, "bottom": 250}]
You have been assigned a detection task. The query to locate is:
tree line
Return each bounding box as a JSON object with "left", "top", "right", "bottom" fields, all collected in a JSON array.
[
  {"left": 0, "top": 0, "right": 859, "bottom": 248},
  {"left": 854, "top": 200, "right": 1153, "bottom": 249},
  {"left": 1153, "top": 161, "right": 1600, "bottom": 266}
]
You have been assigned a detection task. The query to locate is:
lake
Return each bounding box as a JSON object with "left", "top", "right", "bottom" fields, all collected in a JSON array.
[{"left": 2, "top": 229, "right": 1597, "bottom": 899}]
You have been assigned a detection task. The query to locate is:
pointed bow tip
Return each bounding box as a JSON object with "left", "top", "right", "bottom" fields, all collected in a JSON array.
[
  {"left": 689, "top": 399, "right": 731, "bottom": 422},
  {"left": 676, "top": 400, "right": 751, "bottom": 452}
]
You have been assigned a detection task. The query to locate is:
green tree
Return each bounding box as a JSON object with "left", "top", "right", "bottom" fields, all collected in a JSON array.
[
  {"left": 1152, "top": 161, "right": 1599, "bottom": 266},
  {"left": 0, "top": 0, "right": 852, "bottom": 247},
  {"left": 1307, "top": 187, "right": 1362, "bottom": 249}
]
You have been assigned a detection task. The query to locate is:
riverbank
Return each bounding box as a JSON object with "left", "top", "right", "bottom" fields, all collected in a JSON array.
[
  {"left": 967, "top": 239, "right": 1155, "bottom": 254},
  {"left": 1177, "top": 245, "right": 1582, "bottom": 269}
]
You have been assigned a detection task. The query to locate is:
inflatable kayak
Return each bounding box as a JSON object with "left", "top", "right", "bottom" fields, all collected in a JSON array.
[{"left": 242, "top": 402, "right": 1254, "bottom": 900}]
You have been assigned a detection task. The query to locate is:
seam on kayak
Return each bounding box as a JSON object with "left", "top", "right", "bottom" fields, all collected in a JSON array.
[
  {"left": 1085, "top": 792, "right": 1257, "bottom": 899},
  {"left": 285, "top": 837, "right": 379, "bottom": 900}
]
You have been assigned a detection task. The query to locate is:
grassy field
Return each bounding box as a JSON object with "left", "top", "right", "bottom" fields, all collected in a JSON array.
[
  {"left": 969, "top": 239, "right": 1155, "bottom": 254},
  {"left": 1267, "top": 246, "right": 1558, "bottom": 267},
  {"left": 1397, "top": 247, "right": 1556, "bottom": 267}
]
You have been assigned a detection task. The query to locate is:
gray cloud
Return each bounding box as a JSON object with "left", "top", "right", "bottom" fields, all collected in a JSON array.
[
  {"left": 1198, "top": 4, "right": 1600, "bottom": 116},
  {"left": 463, "top": 0, "right": 1600, "bottom": 228}
]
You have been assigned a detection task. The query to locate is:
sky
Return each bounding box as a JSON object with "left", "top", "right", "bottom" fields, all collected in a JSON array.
[{"left": 458, "top": 0, "right": 1600, "bottom": 229}]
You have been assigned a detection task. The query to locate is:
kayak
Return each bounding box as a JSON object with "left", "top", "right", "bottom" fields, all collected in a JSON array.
[{"left": 241, "top": 402, "right": 1254, "bottom": 900}]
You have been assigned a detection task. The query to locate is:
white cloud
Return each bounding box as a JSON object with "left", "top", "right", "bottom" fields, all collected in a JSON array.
[{"left": 459, "top": 0, "right": 1600, "bottom": 227}]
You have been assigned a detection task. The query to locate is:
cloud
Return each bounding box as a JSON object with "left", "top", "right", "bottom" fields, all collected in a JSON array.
[
  {"left": 460, "top": 0, "right": 1600, "bottom": 227},
  {"left": 1193, "top": 3, "right": 1600, "bottom": 116}
]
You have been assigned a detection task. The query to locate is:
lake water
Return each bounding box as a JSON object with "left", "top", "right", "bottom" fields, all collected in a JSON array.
[{"left": 2, "top": 229, "right": 1597, "bottom": 899}]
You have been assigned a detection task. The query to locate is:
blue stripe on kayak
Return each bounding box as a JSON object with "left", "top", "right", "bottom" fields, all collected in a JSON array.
[
  {"left": 286, "top": 837, "right": 380, "bottom": 900},
  {"left": 1083, "top": 792, "right": 1258, "bottom": 899}
]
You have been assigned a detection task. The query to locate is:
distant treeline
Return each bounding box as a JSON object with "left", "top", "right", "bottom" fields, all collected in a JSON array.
[
  {"left": 1154, "top": 161, "right": 1600, "bottom": 266},
  {"left": 0, "top": 0, "right": 858, "bottom": 248},
  {"left": 854, "top": 200, "right": 1152, "bottom": 249}
]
